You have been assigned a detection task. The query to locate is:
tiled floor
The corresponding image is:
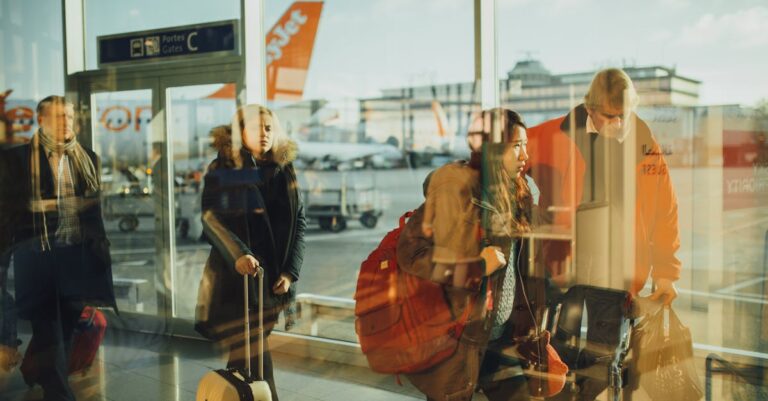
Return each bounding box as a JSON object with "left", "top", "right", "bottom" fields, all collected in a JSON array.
[{"left": 0, "top": 328, "right": 423, "bottom": 401}]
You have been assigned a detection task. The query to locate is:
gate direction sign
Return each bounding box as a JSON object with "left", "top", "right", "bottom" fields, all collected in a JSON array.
[{"left": 98, "top": 20, "right": 238, "bottom": 66}]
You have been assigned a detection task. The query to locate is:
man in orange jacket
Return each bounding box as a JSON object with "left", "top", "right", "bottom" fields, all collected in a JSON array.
[
  {"left": 525, "top": 68, "right": 682, "bottom": 399},
  {"left": 526, "top": 67, "right": 681, "bottom": 302}
]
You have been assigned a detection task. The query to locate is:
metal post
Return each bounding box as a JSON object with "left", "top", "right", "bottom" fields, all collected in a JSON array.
[
  {"left": 62, "top": 0, "right": 86, "bottom": 77},
  {"left": 244, "top": 274, "right": 251, "bottom": 379},
  {"left": 241, "top": 0, "right": 266, "bottom": 105},
  {"left": 258, "top": 267, "right": 264, "bottom": 382},
  {"left": 475, "top": 0, "right": 498, "bottom": 110}
]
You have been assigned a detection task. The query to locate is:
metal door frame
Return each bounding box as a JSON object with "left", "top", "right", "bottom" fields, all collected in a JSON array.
[{"left": 68, "top": 57, "right": 243, "bottom": 335}]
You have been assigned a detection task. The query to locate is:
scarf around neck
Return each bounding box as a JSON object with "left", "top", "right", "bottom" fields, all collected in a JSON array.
[{"left": 34, "top": 128, "right": 99, "bottom": 193}]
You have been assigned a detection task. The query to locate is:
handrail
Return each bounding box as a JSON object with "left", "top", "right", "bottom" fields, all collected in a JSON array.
[{"left": 706, "top": 353, "right": 767, "bottom": 401}]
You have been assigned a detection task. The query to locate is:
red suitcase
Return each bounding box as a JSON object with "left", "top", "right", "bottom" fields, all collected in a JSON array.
[
  {"left": 68, "top": 306, "right": 107, "bottom": 373},
  {"left": 20, "top": 306, "right": 107, "bottom": 386}
]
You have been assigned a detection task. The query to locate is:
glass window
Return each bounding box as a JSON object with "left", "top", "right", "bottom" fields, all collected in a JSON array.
[
  {"left": 498, "top": 0, "right": 768, "bottom": 398},
  {"left": 166, "top": 83, "right": 237, "bottom": 320},
  {"left": 0, "top": 1, "right": 64, "bottom": 144},
  {"left": 264, "top": 0, "right": 477, "bottom": 342},
  {"left": 4, "top": 1, "right": 767, "bottom": 399},
  {"left": 92, "top": 89, "right": 157, "bottom": 314}
]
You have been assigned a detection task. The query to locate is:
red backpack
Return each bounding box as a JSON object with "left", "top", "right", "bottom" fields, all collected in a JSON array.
[{"left": 354, "top": 210, "right": 472, "bottom": 374}]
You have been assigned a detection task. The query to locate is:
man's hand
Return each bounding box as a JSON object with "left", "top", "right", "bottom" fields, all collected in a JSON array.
[
  {"left": 649, "top": 278, "right": 678, "bottom": 306},
  {"left": 0, "top": 344, "right": 20, "bottom": 372},
  {"left": 481, "top": 246, "right": 506, "bottom": 275},
  {"left": 235, "top": 255, "right": 260, "bottom": 276},
  {"left": 272, "top": 273, "right": 292, "bottom": 295}
]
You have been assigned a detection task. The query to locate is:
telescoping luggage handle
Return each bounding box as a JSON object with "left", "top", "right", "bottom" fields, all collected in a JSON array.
[{"left": 243, "top": 268, "right": 265, "bottom": 382}]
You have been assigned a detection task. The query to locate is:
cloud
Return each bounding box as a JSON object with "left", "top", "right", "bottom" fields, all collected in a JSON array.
[
  {"left": 497, "top": 0, "right": 536, "bottom": 8},
  {"left": 650, "top": 30, "right": 673, "bottom": 43},
  {"left": 498, "top": 0, "right": 591, "bottom": 11},
  {"left": 371, "top": 0, "right": 464, "bottom": 15},
  {"left": 676, "top": 6, "right": 768, "bottom": 49},
  {"left": 552, "top": 0, "right": 593, "bottom": 9},
  {"left": 657, "top": 0, "right": 691, "bottom": 10}
]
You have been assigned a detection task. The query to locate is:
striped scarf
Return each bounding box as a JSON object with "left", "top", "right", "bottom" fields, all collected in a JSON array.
[
  {"left": 35, "top": 129, "right": 99, "bottom": 193},
  {"left": 31, "top": 130, "right": 98, "bottom": 249}
]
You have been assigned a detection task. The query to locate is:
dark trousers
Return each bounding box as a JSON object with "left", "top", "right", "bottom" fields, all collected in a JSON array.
[
  {"left": 14, "top": 244, "right": 87, "bottom": 401},
  {"left": 227, "top": 329, "right": 278, "bottom": 401},
  {"left": 28, "top": 300, "right": 82, "bottom": 401}
]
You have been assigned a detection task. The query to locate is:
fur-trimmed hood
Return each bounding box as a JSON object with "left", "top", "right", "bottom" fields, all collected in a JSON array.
[
  {"left": 270, "top": 138, "right": 298, "bottom": 167},
  {"left": 216, "top": 139, "right": 298, "bottom": 171}
]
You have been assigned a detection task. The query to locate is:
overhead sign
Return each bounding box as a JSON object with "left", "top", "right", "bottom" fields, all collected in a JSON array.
[{"left": 98, "top": 20, "right": 238, "bottom": 66}]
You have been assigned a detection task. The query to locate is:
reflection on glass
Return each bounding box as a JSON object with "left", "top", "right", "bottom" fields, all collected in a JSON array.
[
  {"left": 167, "top": 84, "right": 237, "bottom": 320},
  {"left": 496, "top": 0, "right": 768, "bottom": 398},
  {"left": 92, "top": 90, "right": 158, "bottom": 315},
  {"left": 264, "top": 0, "right": 476, "bottom": 342}
]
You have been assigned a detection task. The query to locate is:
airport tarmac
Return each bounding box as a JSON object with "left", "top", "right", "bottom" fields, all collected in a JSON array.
[
  {"left": 98, "top": 166, "right": 768, "bottom": 353},
  {"left": 103, "top": 167, "right": 433, "bottom": 317}
]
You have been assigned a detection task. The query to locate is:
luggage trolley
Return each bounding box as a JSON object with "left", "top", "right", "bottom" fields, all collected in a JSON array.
[
  {"left": 301, "top": 173, "right": 382, "bottom": 233},
  {"left": 510, "top": 227, "right": 638, "bottom": 401},
  {"left": 103, "top": 188, "right": 190, "bottom": 238}
]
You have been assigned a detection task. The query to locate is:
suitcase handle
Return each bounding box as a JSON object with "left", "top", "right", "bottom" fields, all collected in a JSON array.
[{"left": 243, "top": 267, "right": 264, "bottom": 382}]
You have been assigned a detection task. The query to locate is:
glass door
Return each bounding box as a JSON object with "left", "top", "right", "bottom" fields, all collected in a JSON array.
[
  {"left": 87, "top": 86, "right": 174, "bottom": 332},
  {"left": 164, "top": 82, "right": 238, "bottom": 321},
  {"left": 75, "top": 64, "right": 241, "bottom": 335}
]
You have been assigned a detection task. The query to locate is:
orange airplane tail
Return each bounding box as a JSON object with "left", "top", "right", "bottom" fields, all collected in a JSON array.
[
  {"left": 266, "top": 1, "right": 323, "bottom": 101},
  {"left": 206, "top": 1, "right": 323, "bottom": 101}
]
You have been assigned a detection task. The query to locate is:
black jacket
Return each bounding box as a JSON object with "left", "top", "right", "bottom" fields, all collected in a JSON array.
[
  {"left": 0, "top": 141, "right": 116, "bottom": 317},
  {"left": 195, "top": 142, "right": 306, "bottom": 341}
]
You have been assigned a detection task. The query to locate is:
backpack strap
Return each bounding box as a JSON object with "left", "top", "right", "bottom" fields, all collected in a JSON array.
[
  {"left": 399, "top": 211, "right": 414, "bottom": 228},
  {"left": 452, "top": 291, "right": 478, "bottom": 339}
]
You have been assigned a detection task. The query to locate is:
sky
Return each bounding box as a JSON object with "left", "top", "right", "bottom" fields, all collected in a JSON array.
[
  {"left": 2, "top": 0, "right": 767, "bottom": 106},
  {"left": 264, "top": 0, "right": 768, "bottom": 106}
]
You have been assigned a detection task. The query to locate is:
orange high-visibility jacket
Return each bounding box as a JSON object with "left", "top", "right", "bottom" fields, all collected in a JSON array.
[{"left": 526, "top": 105, "right": 681, "bottom": 294}]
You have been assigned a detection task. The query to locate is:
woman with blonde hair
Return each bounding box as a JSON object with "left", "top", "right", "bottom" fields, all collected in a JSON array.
[{"left": 195, "top": 104, "right": 305, "bottom": 400}]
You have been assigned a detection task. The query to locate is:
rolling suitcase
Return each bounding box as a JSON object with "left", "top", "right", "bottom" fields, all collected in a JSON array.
[
  {"left": 20, "top": 306, "right": 106, "bottom": 386},
  {"left": 196, "top": 268, "right": 272, "bottom": 401},
  {"left": 69, "top": 306, "right": 107, "bottom": 374}
]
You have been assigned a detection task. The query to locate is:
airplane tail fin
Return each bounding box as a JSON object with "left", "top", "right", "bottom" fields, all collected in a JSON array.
[
  {"left": 266, "top": 1, "right": 323, "bottom": 101},
  {"left": 431, "top": 100, "right": 449, "bottom": 138},
  {"left": 205, "top": 2, "right": 323, "bottom": 101},
  {"left": 431, "top": 100, "right": 456, "bottom": 152}
]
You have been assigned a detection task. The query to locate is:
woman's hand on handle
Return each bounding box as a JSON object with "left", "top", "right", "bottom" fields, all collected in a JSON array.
[{"left": 235, "top": 255, "right": 260, "bottom": 276}]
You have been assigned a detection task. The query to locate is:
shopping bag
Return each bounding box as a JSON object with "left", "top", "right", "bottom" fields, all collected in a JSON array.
[{"left": 633, "top": 306, "right": 703, "bottom": 401}]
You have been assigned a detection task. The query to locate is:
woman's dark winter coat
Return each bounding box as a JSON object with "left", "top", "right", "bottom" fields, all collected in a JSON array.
[{"left": 195, "top": 140, "right": 306, "bottom": 341}]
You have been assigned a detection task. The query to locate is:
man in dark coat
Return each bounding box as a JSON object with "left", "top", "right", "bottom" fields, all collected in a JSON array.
[{"left": 0, "top": 95, "right": 116, "bottom": 401}]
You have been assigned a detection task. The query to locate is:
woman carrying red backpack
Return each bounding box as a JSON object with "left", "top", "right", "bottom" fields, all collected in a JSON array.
[{"left": 395, "top": 108, "right": 567, "bottom": 401}]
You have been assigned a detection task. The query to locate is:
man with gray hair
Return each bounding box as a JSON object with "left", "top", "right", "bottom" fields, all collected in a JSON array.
[{"left": 0, "top": 95, "right": 116, "bottom": 401}]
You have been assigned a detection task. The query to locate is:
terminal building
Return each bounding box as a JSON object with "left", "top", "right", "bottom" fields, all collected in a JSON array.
[{"left": 360, "top": 59, "right": 703, "bottom": 155}]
